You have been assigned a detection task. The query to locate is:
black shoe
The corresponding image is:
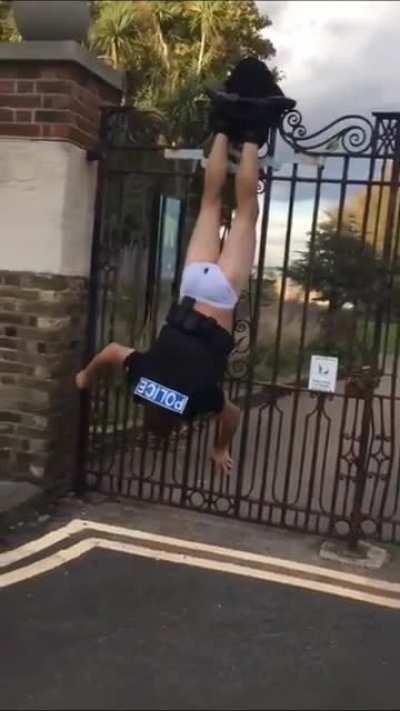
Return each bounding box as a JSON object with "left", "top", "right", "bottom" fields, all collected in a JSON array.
[
  {"left": 207, "top": 89, "right": 295, "bottom": 145},
  {"left": 206, "top": 86, "right": 296, "bottom": 135},
  {"left": 206, "top": 57, "right": 296, "bottom": 145}
]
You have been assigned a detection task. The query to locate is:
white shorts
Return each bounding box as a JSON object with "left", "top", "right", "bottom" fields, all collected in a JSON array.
[{"left": 179, "top": 262, "right": 239, "bottom": 310}]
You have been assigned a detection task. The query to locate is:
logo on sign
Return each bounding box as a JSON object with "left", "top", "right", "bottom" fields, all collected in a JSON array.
[
  {"left": 308, "top": 355, "right": 338, "bottom": 393},
  {"left": 134, "top": 377, "right": 188, "bottom": 415}
]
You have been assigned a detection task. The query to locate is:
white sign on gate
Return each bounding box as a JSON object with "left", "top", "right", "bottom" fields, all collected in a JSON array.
[{"left": 308, "top": 355, "right": 338, "bottom": 393}]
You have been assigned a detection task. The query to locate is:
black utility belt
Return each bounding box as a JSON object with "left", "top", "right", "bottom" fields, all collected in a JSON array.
[{"left": 166, "top": 297, "right": 234, "bottom": 356}]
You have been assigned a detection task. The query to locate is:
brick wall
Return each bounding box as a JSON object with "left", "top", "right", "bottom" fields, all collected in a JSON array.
[
  {"left": 0, "top": 270, "right": 87, "bottom": 486},
  {"left": 0, "top": 51, "right": 121, "bottom": 492},
  {"left": 0, "top": 61, "right": 120, "bottom": 149}
]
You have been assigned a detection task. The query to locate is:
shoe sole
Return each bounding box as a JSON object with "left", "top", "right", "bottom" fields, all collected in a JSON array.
[{"left": 207, "top": 87, "right": 296, "bottom": 112}]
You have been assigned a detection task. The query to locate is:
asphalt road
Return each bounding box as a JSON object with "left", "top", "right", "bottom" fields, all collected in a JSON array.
[{"left": 1, "top": 549, "right": 399, "bottom": 711}]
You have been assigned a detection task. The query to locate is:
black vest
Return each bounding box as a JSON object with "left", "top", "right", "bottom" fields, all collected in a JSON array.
[{"left": 126, "top": 299, "right": 234, "bottom": 419}]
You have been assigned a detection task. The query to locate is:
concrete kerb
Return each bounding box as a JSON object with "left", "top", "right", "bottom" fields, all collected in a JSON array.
[{"left": 320, "top": 539, "right": 390, "bottom": 570}]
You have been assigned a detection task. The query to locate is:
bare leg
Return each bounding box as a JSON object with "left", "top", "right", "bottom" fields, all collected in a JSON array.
[
  {"left": 218, "top": 142, "right": 259, "bottom": 292},
  {"left": 76, "top": 342, "right": 133, "bottom": 389},
  {"left": 184, "top": 133, "right": 229, "bottom": 265}
]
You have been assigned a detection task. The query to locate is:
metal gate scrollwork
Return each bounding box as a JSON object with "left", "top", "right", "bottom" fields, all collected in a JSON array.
[{"left": 80, "top": 106, "right": 400, "bottom": 546}]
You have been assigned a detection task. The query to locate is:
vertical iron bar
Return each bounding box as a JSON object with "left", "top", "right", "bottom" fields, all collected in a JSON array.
[
  {"left": 375, "top": 118, "right": 400, "bottom": 535},
  {"left": 180, "top": 424, "right": 194, "bottom": 507},
  {"left": 335, "top": 155, "right": 350, "bottom": 236},
  {"left": 279, "top": 165, "right": 323, "bottom": 526},
  {"left": 117, "top": 387, "right": 132, "bottom": 492},
  {"left": 304, "top": 394, "right": 325, "bottom": 528},
  {"left": 75, "top": 112, "right": 108, "bottom": 493},
  {"left": 271, "top": 163, "right": 298, "bottom": 383},
  {"left": 348, "top": 393, "right": 373, "bottom": 548},
  {"left": 348, "top": 116, "right": 400, "bottom": 547},
  {"left": 234, "top": 129, "right": 277, "bottom": 517},
  {"left": 150, "top": 194, "right": 167, "bottom": 344}
]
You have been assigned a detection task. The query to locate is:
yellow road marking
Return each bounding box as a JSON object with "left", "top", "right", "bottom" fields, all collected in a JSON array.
[
  {"left": 0, "top": 535, "right": 399, "bottom": 609},
  {"left": 0, "top": 520, "right": 399, "bottom": 608}
]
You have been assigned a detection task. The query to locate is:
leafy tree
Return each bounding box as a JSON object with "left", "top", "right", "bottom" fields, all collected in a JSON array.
[
  {"left": 88, "top": 0, "right": 140, "bottom": 69},
  {"left": 343, "top": 163, "right": 400, "bottom": 256},
  {"left": 3, "top": 1, "right": 278, "bottom": 143},
  {"left": 0, "top": 0, "right": 19, "bottom": 42},
  {"left": 288, "top": 215, "right": 389, "bottom": 368},
  {"left": 288, "top": 216, "right": 387, "bottom": 313},
  {"left": 88, "top": 0, "right": 277, "bottom": 144}
]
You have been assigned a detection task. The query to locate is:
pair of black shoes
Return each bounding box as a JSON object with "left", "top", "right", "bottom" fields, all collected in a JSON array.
[{"left": 207, "top": 57, "right": 296, "bottom": 147}]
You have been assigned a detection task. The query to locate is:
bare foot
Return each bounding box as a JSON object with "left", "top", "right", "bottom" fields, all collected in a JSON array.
[{"left": 75, "top": 370, "right": 90, "bottom": 389}]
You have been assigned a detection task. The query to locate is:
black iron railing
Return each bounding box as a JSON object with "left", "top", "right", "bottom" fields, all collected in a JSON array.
[{"left": 78, "top": 108, "right": 400, "bottom": 546}]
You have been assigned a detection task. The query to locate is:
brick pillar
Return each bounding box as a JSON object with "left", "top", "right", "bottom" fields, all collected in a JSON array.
[{"left": 0, "top": 42, "right": 123, "bottom": 490}]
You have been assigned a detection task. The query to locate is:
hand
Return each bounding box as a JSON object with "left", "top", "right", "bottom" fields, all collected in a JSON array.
[{"left": 211, "top": 446, "right": 234, "bottom": 476}]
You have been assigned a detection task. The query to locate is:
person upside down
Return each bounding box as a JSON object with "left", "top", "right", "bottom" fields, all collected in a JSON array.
[{"left": 76, "top": 58, "right": 295, "bottom": 476}]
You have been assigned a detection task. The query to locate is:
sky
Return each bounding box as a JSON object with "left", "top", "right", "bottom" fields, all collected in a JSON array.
[
  {"left": 252, "top": 1, "right": 400, "bottom": 268},
  {"left": 258, "top": 1, "right": 400, "bottom": 126}
]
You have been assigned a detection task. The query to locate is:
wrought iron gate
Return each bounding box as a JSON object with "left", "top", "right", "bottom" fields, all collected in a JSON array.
[{"left": 80, "top": 106, "right": 400, "bottom": 545}]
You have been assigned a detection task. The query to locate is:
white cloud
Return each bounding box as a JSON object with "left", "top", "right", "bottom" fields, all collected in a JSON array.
[
  {"left": 252, "top": 2, "right": 400, "bottom": 268},
  {"left": 258, "top": 1, "right": 400, "bottom": 127}
]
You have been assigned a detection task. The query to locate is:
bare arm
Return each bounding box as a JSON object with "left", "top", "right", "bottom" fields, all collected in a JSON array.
[
  {"left": 76, "top": 343, "right": 135, "bottom": 389},
  {"left": 211, "top": 399, "right": 241, "bottom": 475},
  {"left": 215, "top": 399, "right": 240, "bottom": 450}
]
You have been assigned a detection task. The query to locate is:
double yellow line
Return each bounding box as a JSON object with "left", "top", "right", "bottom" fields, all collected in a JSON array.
[{"left": 1, "top": 519, "right": 399, "bottom": 609}]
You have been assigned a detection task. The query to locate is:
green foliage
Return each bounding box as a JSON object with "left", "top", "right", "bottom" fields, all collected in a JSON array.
[
  {"left": 288, "top": 215, "right": 388, "bottom": 312},
  {"left": 88, "top": 0, "right": 141, "bottom": 69},
  {"left": 2, "top": 1, "right": 277, "bottom": 143},
  {"left": 0, "top": 0, "right": 19, "bottom": 42},
  {"left": 89, "top": 0, "right": 277, "bottom": 144},
  {"left": 287, "top": 214, "right": 395, "bottom": 372}
]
